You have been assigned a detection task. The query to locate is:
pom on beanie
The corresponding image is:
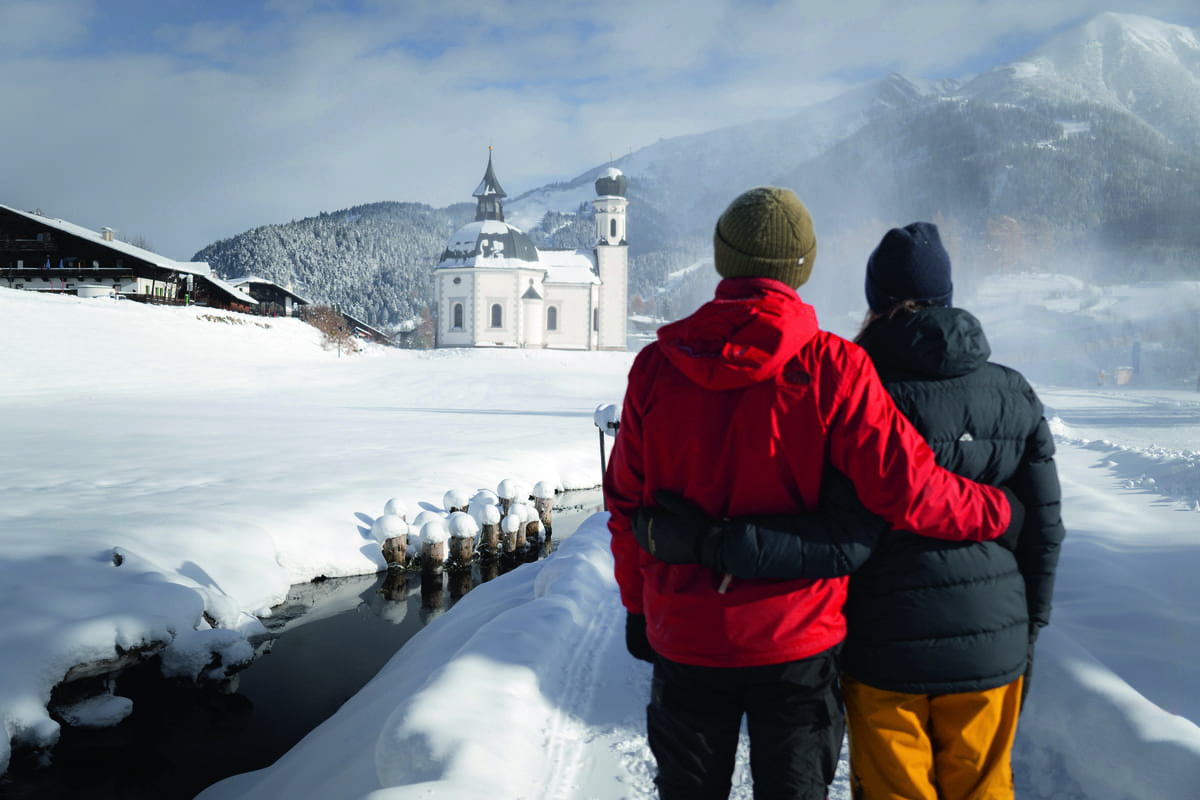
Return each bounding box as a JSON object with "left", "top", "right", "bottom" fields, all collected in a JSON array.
[
  {"left": 864, "top": 222, "right": 953, "bottom": 313},
  {"left": 713, "top": 187, "right": 817, "bottom": 289}
]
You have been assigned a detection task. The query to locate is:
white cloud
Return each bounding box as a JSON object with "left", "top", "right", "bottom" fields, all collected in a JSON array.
[
  {"left": 0, "top": 0, "right": 1197, "bottom": 258},
  {"left": 0, "top": 0, "right": 94, "bottom": 53}
]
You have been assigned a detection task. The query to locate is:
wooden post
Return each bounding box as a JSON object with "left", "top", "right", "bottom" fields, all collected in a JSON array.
[
  {"left": 420, "top": 520, "right": 449, "bottom": 575},
  {"left": 381, "top": 535, "right": 408, "bottom": 567},
  {"left": 497, "top": 478, "right": 523, "bottom": 518},
  {"left": 502, "top": 513, "right": 523, "bottom": 555},
  {"left": 507, "top": 501, "right": 533, "bottom": 546},
  {"left": 475, "top": 502, "right": 501, "bottom": 559},
  {"left": 373, "top": 513, "right": 409, "bottom": 567},
  {"left": 447, "top": 511, "right": 478, "bottom": 565},
  {"left": 422, "top": 537, "right": 447, "bottom": 575},
  {"left": 594, "top": 404, "right": 620, "bottom": 510},
  {"left": 449, "top": 533, "right": 474, "bottom": 564},
  {"left": 533, "top": 481, "right": 555, "bottom": 538},
  {"left": 479, "top": 522, "right": 500, "bottom": 558}
]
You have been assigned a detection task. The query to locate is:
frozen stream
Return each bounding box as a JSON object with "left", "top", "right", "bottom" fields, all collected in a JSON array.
[{"left": 0, "top": 490, "right": 605, "bottom": 800}]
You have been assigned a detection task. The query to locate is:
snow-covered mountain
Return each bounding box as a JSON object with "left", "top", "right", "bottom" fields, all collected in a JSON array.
[
  {"left": 511, "top": 12, "right": 1200, "bottom": 299},
  {"left": 196, "top": 12, "right": 1200, "bottom": 329},
  {"left": 506, "top": 72, "right": 936, "bottom": 236},
  {"left": 963, "top": 12, "right": 1200, "bottom": 154}
]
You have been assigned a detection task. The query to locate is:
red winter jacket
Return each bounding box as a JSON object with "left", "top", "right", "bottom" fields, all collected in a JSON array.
[{"left": 604, "top": 278, "right": 1011, "bottom": 668}]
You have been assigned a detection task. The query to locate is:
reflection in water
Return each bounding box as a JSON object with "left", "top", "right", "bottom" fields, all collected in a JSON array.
[{"left": 0, "top": 489, "right": 604, "bottom": 800}]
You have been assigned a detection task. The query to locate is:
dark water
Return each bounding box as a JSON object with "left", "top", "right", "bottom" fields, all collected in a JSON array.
[{"left": 0, "top": 492, "right": 603, "bottom": 800}]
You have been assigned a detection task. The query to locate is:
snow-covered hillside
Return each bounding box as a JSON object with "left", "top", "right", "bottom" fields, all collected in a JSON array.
[
  {"left": 3, "top": 274, "right": 1200, "bottom": 798},
  {"left": 962, "top": 13, "right": 1200, "bottom": 153}
]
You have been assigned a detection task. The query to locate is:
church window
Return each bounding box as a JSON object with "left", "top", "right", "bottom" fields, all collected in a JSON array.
[
  {"left": 593, "top": 308, "right": 599, "bottom": 331},
  {"left": 610, "top": 219, "right": 618, "bottom": 239},
  {"left": 452, "top": 303, "right": 464, "bottom": 330},
  {"left": 547, "top": 306, "right": 558, "bottom": 331},
  {"left": 490, "top": 303, "right": 503, "bottom": 328}
]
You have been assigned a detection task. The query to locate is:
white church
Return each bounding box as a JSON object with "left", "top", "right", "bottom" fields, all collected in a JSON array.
[{"left": 433, "top": 152, "right": 628, "bottom": 351}]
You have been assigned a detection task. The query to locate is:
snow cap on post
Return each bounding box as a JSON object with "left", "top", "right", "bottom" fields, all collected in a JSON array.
[
  {"left": 447, "top": 511, "right": 479, "bottom": 540},
  {"left": 594, "top": 403, "right": 620, "bottom": 436},
  {"left": 475, "top": 503, "right": 501, "bottom": 526},
  {"left": 442, "top": 488, "right": 472, "bottom": 513},
  {"left": 496, "top": 478, "right": 525, "bottom": 502},
  {"left": 420, "top": 519, "right": 450, "bottom": 545},
  {"left": 383, "top": 498, "right": 407, "bottom": 519},
  {"left": 370, "top": 513, "right": 409, "bottom": 545}
]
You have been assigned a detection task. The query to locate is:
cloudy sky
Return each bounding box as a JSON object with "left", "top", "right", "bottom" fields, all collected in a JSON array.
[{"left": 2, "top": 0, "right": 1198, "bottom": 260}]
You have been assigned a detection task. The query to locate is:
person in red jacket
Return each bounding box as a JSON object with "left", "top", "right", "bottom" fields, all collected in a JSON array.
[{"left": 604, "top": 187, "right": 1017, "bottom": 800}]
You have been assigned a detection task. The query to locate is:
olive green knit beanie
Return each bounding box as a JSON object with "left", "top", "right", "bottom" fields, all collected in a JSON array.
[{"left": 713, "top": 186, "right": 817, "bottom": 289}]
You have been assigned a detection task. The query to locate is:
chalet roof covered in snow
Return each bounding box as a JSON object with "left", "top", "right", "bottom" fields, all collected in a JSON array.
[
  {"left": 229, "top": 275, "right": 312, "bottom": 304},
  {"left": 0, "top": 203, "right": 210, "bottom": 276}
]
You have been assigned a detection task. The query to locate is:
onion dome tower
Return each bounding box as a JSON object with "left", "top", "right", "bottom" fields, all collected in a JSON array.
[{"left": 593, "top": 166, "right": 628, "bottom": 349}]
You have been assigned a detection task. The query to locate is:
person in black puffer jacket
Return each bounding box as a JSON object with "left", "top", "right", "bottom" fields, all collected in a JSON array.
[{"left": 633, "top": 222, "right": 1065, "bottom": 800}]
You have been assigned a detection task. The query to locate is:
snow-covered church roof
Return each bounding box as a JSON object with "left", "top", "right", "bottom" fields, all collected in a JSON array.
[
  {"left": 540, "top": 249, "right": 600, "bottom": 285},
  {"left": 437, "top": 219, "right": 540, "bottom": 268},
  {"left": 434, "top": 153, "right": 607, "bottom": 285}
]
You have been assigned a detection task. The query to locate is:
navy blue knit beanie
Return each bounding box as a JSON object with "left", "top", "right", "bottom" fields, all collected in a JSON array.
[{"left": 864, "top": 222, "right": 953, "bottom": 314}]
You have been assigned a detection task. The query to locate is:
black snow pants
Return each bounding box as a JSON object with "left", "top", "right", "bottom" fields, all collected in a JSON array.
[{"left": 646, "top": 645, "right": 843, "bottom": 800}]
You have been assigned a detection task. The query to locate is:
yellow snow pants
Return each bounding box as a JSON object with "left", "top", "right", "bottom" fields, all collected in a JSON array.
[{"left": 841, "top": 674, "right": 1023, "bottom": 800}]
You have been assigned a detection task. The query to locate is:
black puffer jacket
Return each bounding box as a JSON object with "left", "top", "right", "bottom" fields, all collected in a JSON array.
[{"left": 721, "top": 306, "right": 1065, "bottom": 694}]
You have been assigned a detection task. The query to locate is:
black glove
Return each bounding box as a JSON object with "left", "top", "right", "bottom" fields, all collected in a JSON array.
[
  {"left": 625, "top": 612, "right": 655, "bottom": 663},
  {"left": 631, "top": 490, "right": 725, "bottom": 572},
  {"left": 994, "top": 486, "right": 1025, "bottom": 553}
]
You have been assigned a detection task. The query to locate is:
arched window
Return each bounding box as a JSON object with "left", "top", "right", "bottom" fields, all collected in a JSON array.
[
  {"left": 593, "top": 308, "right": 599, "bottom": 331},
  {"left": 452, "top": 303, "right": 464, "bottom": 330},
  {"left": 547, "top": 306, "right": 558, "bottom": 331},
  {"left": 610, "top": 219, "right": 618, "bottom": 239},
  {"left": 490, "top": 303, "right": 503, "bottom": 329}
]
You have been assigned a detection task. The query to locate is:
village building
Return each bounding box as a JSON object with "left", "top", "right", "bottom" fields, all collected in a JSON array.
[
  {"left": 229, "top": 275, "right": 311, "bottom": 318},
  {"left": 0, "top": 203, "right": 256, "bottom": 310},
  {"left": 433, "top": 153, "right": 628, "bottom": 350}
]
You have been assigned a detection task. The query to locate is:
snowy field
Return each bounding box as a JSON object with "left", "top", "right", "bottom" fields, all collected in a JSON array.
[{"left": 2, "top": 275, "right": 1200, "bottom": 799}]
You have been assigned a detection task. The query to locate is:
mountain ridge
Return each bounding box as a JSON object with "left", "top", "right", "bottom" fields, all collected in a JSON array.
[{"left": 193, "top": 12, "right": 1200, "bottom": 331}]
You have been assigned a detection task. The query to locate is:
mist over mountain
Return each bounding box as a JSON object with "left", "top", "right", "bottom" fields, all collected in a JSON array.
[{"left": 193, "top": 12, "right": 1200, "bottom": 332}]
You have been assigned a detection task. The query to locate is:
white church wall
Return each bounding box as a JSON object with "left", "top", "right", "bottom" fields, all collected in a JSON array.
[
  {"left": 594, "top": 251, "right": 626, "bottom": 350},
  {"left": 436, "top": 270, "right": 475, "bottom": 347},
  {"left": 543, "top": 284, "right": 593, "bottom": 350},
  {"left": 474, "top": 271, "right": 512, "bottom": 346}
]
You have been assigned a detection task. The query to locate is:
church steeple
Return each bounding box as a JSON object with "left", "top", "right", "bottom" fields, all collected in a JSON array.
[{"left": 472, "top": 147, "right": 507, "bottom": 222}]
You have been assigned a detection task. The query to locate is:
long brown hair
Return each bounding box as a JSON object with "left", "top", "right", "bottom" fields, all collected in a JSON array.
[{"left": 853, "top": 300, "right": 940, "bottom": 345}]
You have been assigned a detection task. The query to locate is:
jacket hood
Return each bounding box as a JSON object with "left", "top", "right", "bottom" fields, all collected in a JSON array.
[
  {"left": 858, "top": 306, "right": 990, "bottom": 380},
  {"left": 656, "top": 278, "right": 819, "bottom": 390}
]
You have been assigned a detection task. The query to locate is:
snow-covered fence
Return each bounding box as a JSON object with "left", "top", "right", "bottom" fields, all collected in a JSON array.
[{"left": 370, "top": 478, "right": 560, "bottom": 570}]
